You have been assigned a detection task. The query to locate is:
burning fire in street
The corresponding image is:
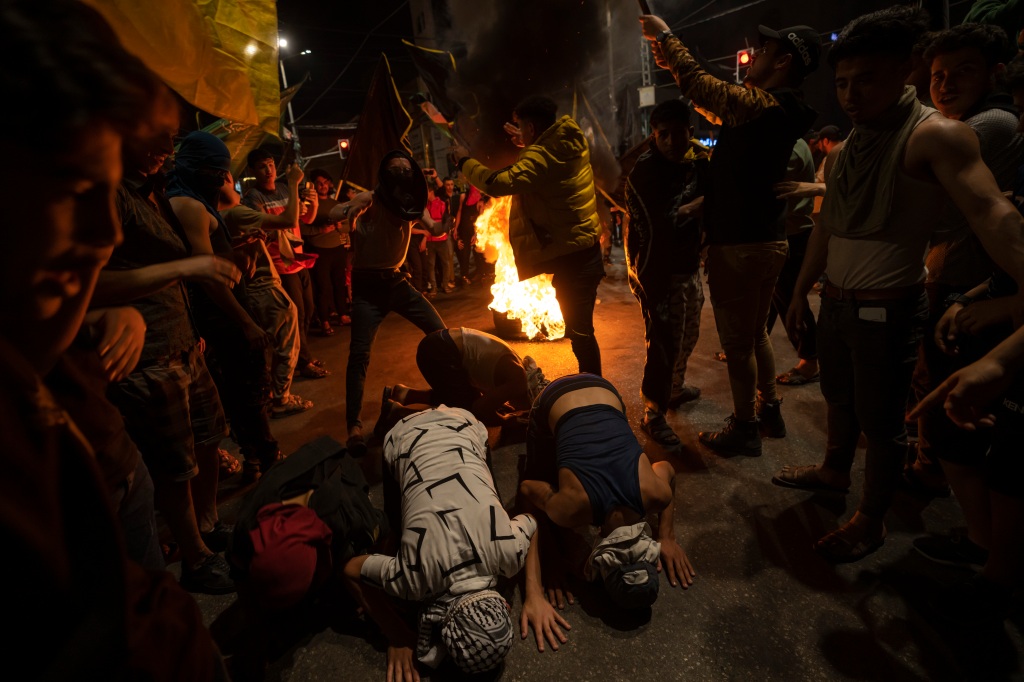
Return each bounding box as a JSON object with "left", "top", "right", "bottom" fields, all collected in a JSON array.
[{"left": 474, "top": 197, "right": 565, "bottom": 340}]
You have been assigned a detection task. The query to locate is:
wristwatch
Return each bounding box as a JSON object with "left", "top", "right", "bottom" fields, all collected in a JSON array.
[
  {"left": 944, "top": 293, "right": 974, "bottom": 308},
  {"left": 656, "top": 30, "right": 673, "bottom": 44}
]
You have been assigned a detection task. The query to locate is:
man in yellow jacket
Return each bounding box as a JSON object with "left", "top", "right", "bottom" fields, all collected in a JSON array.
[{"left": 453, "top": 96, "right": 604, "bottom": 375}]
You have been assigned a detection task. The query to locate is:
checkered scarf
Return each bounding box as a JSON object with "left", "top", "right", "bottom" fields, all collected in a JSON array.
[{"left": 416, "top": 589, "right": 513, "bottom": 673}]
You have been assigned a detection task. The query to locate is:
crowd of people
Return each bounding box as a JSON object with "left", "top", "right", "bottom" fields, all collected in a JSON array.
[{"left": 7, "top": 0, "right": 1024, "bottom": 679}]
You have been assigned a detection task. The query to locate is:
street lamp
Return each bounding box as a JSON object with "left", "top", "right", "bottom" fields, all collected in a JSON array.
[{"left": 278, "top": 37, "right": 311, "bottom": 163}]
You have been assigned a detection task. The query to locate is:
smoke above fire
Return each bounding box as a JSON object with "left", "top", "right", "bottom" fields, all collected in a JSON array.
[{"left": 444, "top": 0, "right": 639, "bottom": 192}]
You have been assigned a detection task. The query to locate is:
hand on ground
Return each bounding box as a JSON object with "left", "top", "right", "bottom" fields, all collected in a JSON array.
[
  {"left": 657, "top": 538, "right": 696, "bottom": 588},
  {"left": 386, "top": 645, "right": 419, "bottom": 682},
  {"left": 520, "top": 595, "right": 571, "bottom": 652}
]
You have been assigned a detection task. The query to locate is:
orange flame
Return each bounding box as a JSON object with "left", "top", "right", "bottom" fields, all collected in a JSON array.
[{"left": 474, "top": 197, "right": 565, "bottom": 340}]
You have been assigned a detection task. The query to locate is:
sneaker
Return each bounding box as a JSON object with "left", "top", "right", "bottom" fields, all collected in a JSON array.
[
  {"left": 913, "top": 531, "right": 989, "bottom": 570},
  {"left": 699, "top": 415, "right": 761, "bottom": 456},
  {"left": 757, "top": 397, "right": 786, "bottom": 438},
  {"left": 667, "top": 385, "right": 701, "bottom": 409},
  {"left": 180, "top": 553, "right": 236, "bottom": 595},
  {"left": 200, "top": 521, "right": 234, "bottom": 553}
]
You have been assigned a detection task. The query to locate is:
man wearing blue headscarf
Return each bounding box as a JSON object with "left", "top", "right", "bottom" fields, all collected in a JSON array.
[{"left": 167, "top": 131, "right": 283, "bottom": 481}]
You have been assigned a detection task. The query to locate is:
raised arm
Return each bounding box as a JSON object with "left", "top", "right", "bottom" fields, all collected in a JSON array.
[
  {"left": 640, "top": 15, "right": 779, "bottom": 128},
  {"left": 258, "top": 165, "right": 305, "bottom": 230}
]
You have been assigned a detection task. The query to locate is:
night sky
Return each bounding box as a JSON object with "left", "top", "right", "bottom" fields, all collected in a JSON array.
[
  {"left": 276, "top": 1, "right": 975, "bottom": 138},
  {"left": 276, "top": 1, "right": 416, "bottom": 127}
]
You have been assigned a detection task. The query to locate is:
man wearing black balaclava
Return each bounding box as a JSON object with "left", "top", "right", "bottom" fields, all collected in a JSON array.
[
  {"left": 167, "top": 131, "right": 282, "bottom": 482},
  {"left": 328, "top": 151, "right": 446, "bottom": 455}
]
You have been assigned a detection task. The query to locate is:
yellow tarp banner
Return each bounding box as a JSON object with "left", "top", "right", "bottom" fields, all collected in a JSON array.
[{"left": 83, "top": 0, "right": 280, "bottom": 135}]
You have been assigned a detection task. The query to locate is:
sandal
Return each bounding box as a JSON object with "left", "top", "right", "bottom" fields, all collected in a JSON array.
[
  {"left": 218, "top": 448, "right": 241, "bottom": 477},
  {"left": 771, "top": 465, "right": 849, "bottom": 493},
  {"left": 776, "top": 367, "right": 820, "bottom": 386},
  {"left": 321, "top": 321, "right": 335, "bottom": 337},
  {"left": 272, "top": 394, "right": 314, "bottom": 419},
  {"left": 299, "top": 362, "right": 330, "bottom": 379},
  {"left": 640, "top": 413, "right": 682, "bottom": 449},
  {"left": 815, "top": 521, "right": 886, "bottom": 563}
]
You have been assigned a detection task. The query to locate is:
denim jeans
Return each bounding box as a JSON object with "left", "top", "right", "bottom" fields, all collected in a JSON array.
[
  {"left": 818, "top": 292, "right": 928, "bottom": 519},
  {"left": 707, "top": 241, "right": 788, "bottom": 420},
  {"left": 346, "top": 270, "right": 445, "bottom": 427},
  {"left": 550, "top": 245, "right": 605, "bottom": 376}
]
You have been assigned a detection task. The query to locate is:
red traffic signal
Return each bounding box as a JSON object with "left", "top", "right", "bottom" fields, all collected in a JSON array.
[
  {"left": 338, "top": 137, "right": 351, "bottom": 159},
  {"left": 735, "top": 48, "right": 755, "bottom": 84}
]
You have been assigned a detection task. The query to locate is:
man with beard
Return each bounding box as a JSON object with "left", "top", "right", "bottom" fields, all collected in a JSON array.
[{"left": 328, "top": 151, "right": 445, "bottom": 455}]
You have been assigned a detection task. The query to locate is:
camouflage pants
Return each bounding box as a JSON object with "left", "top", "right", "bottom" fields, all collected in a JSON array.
[{"left": 630, "top": 270, "right": 704, "bottom": 414}]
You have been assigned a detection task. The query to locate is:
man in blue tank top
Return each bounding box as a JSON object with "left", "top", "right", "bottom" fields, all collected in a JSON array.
[{"left": 517, "top": 374, "right": 695, "bottom": 652}]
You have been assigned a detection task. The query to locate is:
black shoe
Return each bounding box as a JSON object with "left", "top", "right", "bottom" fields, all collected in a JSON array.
[
  {"left": 757, "top": 397, "right": 786, "bottom": 438},
  {"left": 937, "top": 574, "right": 1010, "bottom": 627},
  {"left": 699, "top": 415, "right": 761, "bottom": 456},
  {"left": 180, "top": 553, "right": 236, "bottom": 595},
  {"left": 667, "top": 385, "right": 701, "bottom": 409},
  {"left": 913, "top": 531, "right": 989, "bottom": 570},
  {"left": 200, "top": 521, "right": 234, "bottom": 553}
]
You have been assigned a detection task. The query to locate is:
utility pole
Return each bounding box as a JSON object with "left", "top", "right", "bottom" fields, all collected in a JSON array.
[
  {"left": 279, "top": 55, "right": 303, "bottom": 166},
  {"left": 606, "top": 1, "right": 617, "bottom": 117}
]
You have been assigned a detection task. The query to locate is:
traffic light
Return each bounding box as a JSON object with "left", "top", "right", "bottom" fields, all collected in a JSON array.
[
  {"left": 735, "top": 48, "right": 754, "bottom": 84},
  {"left": 338, "top": 137, "right": 351, "bottom": 159}
]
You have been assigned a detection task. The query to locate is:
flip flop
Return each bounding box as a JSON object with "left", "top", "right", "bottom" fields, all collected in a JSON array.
[
  {"left": 771, "top": 464, "right": 849, "bottom": 493},
  {"left": 217, "top": 448, "right": 241, "bottom": 477},
  {"left": 815, "top": 522, "right": 887, "bottom": 563},
  {"left": 776, "top": 368, "right": 820, "bottom": 386}
]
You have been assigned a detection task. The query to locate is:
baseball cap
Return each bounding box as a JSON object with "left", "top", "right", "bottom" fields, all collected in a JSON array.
[{"left": 759, "top": 25, "right": 822, "bottom": 75}]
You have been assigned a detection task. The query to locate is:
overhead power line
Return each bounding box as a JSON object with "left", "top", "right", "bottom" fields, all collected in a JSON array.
[{"left": 293, "top": 0, "right": 410, "bottom": 123}]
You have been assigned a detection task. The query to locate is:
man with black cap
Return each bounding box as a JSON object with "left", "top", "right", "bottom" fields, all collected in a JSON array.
[
  {"left": 641, "top": 14, "right": 820, "bottom": 457},
  {"left": 517, "top": 374, "right": 694, "bottom": 652},
  {"left": 327, "top": 151, "right": 446, "bottom": 455},
  {"left": 344, "top": 406, "right": 536, "bottom": 677}
]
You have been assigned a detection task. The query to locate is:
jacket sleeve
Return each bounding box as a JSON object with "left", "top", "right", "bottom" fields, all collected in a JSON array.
[
  {"left": 462, "top": 151, "right": 547, "bottom": 197},
  {"left": 662, "top": 36, "right": 779, "bottom": 128},
  {"left": 624, "top": 178, "right": 648, "bottom": 273}
]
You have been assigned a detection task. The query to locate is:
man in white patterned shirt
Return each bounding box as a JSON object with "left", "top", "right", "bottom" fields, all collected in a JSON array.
[{"left": 344, "top": 406, "right": 535, "bottom": 678}]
